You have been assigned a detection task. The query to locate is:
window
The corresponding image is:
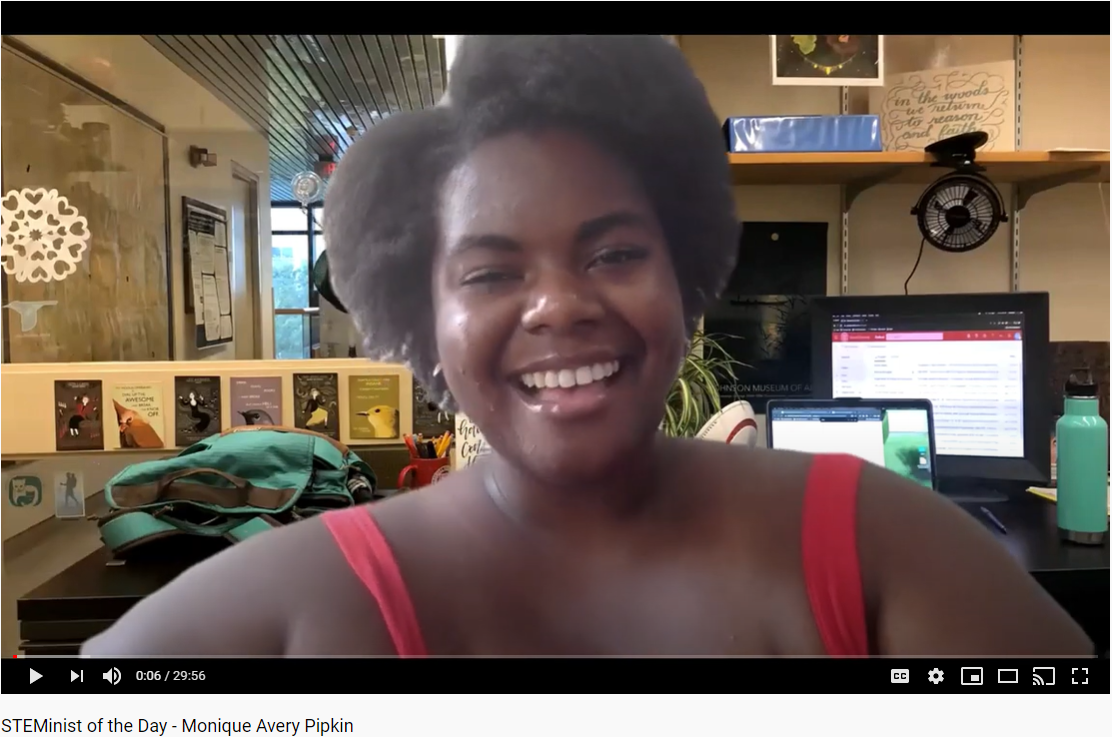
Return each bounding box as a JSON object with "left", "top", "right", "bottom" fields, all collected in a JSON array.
[
  {"left": 2, "top": 43, "right": 173, "bottom": 363},
  {"left": 270, "top": 204, "right": 323, "bottom": 359}
]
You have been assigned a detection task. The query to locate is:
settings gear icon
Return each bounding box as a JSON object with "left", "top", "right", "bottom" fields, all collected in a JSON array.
[{"left": 927, "top": 668, "right": 944, "bottom": 684}]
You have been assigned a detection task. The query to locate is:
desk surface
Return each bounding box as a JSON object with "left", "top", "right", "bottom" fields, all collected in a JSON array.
[
  {"left": 19, "top": 494, "right": 1109, "bottom": 624},
  {"left": 958, "top": 495, "right": 1109, "bottom": 575}
]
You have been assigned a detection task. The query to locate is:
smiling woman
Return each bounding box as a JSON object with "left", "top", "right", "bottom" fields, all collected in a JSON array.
[{"left": 82, "top": 36, "right": 1093, "bottom": 659}]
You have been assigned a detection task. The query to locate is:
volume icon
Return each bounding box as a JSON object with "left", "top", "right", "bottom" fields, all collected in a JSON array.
[{"left": 102, "top": 667, "right": 121, "bottom": 686}]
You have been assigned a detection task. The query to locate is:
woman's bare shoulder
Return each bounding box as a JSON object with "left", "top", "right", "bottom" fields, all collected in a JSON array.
[
  {"left": 675, "top": 440, "right": 815, "bottom": 504},
  {"left": 82, "top": 511, "right": 396, "bottom": 657}
]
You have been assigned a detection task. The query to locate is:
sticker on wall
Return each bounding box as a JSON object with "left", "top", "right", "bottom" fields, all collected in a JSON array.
[
  {"left": 7, "top": 475, "right": 43, "bottom": 508},
  {"left": 230, "top": 377, "right": 283, "bottom": 427},
  {"left": 455, "top": 414, "right": 490, "bottom": 468},
  {"left": 175, "top": 376, "right": 222, "bottom": 447},
  {"left": 112, "top": 383, "right": 166, "bottom": 449},
  {"left": 53, "top": 471, "right": 86, "bottom": 519},
  {"left": 1, "top": 188, "right": 91, "bottom": 283},
  {"left": 54, "top": 380, "right": 104, "bottom": 452},
  {"left": 349, "top": 374, "right": 401, "bottom": 440},
  {"left": 293, "top": 373, "right": 339, "bottom": 440},
  {"left": 3, "top": 300, "right": 57, "bottom": 331}
]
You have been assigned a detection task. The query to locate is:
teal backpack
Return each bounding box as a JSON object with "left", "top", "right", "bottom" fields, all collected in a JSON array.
[{"left": 99, "top": 428, "right": 377, "bottom": 559}]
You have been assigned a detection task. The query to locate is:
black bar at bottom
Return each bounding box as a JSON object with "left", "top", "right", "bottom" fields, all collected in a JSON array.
[{"left": 4, "top": 657, "right": 1106, "bottom": 694}]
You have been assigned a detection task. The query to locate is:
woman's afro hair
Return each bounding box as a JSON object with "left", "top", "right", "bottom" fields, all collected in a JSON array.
[{"left": 325, "top": 35, "right": 738, "bottom": 410}]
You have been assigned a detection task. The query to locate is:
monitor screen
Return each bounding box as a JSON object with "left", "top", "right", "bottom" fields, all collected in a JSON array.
[
  {"left": 829, "top": 311, "right": 1024, "bottom": 459},
  {"left": 768, "top": 404, "right": 934, "bottom": 488}
]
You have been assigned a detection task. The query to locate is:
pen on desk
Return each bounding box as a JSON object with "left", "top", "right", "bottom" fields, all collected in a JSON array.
[{"left": 979, "top": 506, "right": 1008, "bottom": 535}]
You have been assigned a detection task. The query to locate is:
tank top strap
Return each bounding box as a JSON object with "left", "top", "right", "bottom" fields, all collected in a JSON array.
[
  {"left": 801, "top": 453, "right": 871, "bottom": 657},
  {"left": 322, "top": 506, "right": 428, "bottom": 657}
]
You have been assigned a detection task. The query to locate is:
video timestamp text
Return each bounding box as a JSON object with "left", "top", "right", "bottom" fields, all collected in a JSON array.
[{"left": 135, "top": 671, "right": 207, "bottom": 682}]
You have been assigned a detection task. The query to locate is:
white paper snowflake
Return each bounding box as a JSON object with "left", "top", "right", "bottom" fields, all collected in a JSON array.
[{"left": 1, "top": 188, "right": 91, "bottom": 283}]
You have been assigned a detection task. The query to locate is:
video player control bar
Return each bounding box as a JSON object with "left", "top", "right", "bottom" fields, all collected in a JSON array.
[{"left": 6, "top": 657, "right": 1105, "bottom": 695}]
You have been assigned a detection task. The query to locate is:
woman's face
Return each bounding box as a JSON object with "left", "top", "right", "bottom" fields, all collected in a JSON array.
[{"left": 433, "top": 130, "right": 687, "bottom": 480}]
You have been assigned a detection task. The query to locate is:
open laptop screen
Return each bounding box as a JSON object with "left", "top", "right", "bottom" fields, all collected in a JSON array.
[{"left": 767, "top": 403, "right": 935, "bottom": 488}]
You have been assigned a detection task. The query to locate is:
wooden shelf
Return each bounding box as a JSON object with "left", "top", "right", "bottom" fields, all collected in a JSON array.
[{"left": 728, "top": 150, "right": 1110, "bottom": 190}]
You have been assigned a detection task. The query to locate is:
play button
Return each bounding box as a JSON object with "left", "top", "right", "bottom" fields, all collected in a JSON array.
[{"left": 29, "top": 668, "right": 42, "bottom": 685}]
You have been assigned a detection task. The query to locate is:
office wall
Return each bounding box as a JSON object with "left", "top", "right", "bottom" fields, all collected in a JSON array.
[
  {"left": 681, "top": 35, "right": 1110, "bottom": 341},
  {"left": 12, "top": 35, "right": 276, "bottom": 360}
]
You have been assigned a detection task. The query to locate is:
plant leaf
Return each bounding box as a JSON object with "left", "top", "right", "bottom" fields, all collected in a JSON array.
[{"left": 662, "top": 330, "right": 751, "bottom": 437}]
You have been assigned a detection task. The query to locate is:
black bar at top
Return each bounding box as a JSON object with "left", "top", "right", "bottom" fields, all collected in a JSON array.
[{"left": 4, "top": 657, "right": 1106, "bottom": 695}]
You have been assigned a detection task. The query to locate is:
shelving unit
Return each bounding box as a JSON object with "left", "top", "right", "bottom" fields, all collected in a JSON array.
[
  {"left": 727, "top": 149, "right": 1109, "bottom": 295},
  {"left": 728, "top": 150, "right": 1109, "bottom": 206}
]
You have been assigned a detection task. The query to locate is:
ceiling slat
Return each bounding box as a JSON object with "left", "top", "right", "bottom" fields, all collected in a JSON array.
[
  {"left": 168, "top": 36, "right": 316, "bottom": 169},
  {"left": 200, "top": 35, "right": 334, "bottom": 159},
  {"left": 260, "top": 35, "right": 354, "bottom": 151},
  {"left": 350, "top": 36, "right": 400, "bottom": 117},
  {"left": 227, "top": 35, "right": 343, "bottom": 165},
  {"left": 425, "top": 37, "right": 447, "bottom": 102},
  {"left": 379, "top": 35, "right": 419, "bottom": 111},
  {"left": 407, "top": 34, "right": 436, "bottom": 109},
  {"left": 146, "top": 34, "right": 447, "bottom": 201},
  {"left": 315, "top": 35, "right": 378, "bottom": 136},
  {"left": 145, "top": 34, "right": 316, "bottom": 177}
]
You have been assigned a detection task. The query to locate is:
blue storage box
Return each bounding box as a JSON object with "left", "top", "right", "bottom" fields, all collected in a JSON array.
[{"left": 723, "top": 115, "right": 882, "bottom": 153}]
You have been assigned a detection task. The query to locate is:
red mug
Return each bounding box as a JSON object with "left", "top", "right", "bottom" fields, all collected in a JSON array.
[{"left": 397, "top": 457, "right": 451, "bottom": 490}]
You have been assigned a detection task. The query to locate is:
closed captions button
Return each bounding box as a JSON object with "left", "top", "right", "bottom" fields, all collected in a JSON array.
[{"left": 890, "top": 668, "right": 910, "bottom": 683}]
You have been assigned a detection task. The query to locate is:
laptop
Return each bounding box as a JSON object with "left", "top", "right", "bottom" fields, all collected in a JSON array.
[{"left": 766, "top": 398, "right": 938, "bottom": 490}]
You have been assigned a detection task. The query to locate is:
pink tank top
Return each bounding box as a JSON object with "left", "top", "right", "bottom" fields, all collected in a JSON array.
[{"left": 323, "top": 453, "right": 869, "bottom": 656}]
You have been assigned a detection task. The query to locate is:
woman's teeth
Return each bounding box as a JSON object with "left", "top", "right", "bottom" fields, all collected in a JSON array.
[{"left": 520, "top": 360, "right": 620, "bottom": 390}]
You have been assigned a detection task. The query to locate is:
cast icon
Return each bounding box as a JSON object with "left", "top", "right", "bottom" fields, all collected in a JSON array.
[{"left": 1032, "top": 667, "right": 1055, "bottom": 686}]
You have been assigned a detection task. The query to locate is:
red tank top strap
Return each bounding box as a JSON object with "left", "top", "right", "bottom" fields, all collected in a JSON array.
[
  {"left": 322, "top": 506, "right": 428, "bottom": 657},
  {"left": 801, "top": 454, "right": 870, "bottom": 657}
]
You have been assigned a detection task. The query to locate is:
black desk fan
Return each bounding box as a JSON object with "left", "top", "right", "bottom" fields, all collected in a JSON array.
[{"left": 905, "top": 132, "right": 1009, "bottom": 292}]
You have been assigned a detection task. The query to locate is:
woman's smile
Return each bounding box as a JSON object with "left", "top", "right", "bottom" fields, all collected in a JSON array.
[{"left": 511, "top": 353, "right": 633, "bottom": 419}]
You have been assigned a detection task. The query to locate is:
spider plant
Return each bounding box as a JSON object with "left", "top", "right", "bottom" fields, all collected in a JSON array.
[{"left": 662, "top": 331, "right": 748, "bottom": 438}]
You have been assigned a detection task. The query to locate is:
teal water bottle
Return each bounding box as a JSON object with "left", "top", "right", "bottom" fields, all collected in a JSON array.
[{"left": 1056, "top": 369, "right": 1109, "bottom": 545}]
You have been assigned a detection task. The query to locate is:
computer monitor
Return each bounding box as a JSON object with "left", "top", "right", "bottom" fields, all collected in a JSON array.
[{"left": 810, "top": 292, "right": 1051, "bottom": 485}]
